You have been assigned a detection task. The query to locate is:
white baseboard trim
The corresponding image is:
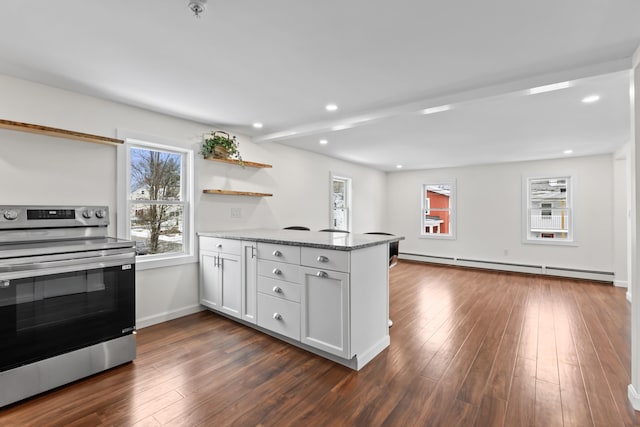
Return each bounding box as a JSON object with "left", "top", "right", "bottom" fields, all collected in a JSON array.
[
  {"left": 629, "top": 384, "right": 640, "bottom": 410},
  {"left": 614, "top": 280, "right": 629, "bottom": 288},
  {"left": 136, "top": 304, "right": 204, "bottom": 329},
  {"left": 399, "top": 252, "right": 615, "bottom": 283}
]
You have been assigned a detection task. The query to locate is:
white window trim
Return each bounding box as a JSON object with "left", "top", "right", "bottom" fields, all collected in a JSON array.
[
  {"left": 329, "top": 172, "right": 352, "bottom": 232},
  {"left": 522, "top": 175, "right": 576, "bottom": 246},
  {"left": 419, "top": 180, "right": 456, "bottom": 240},
  {"left": 117, "top": 130, "right": 197, "bottom": 270}
]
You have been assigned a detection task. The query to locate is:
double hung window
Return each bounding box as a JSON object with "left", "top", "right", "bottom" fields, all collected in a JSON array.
[
  {"left": 117, "top": 133, "right": 195, "bottom": 268},
  {"left": 525, "top": 176, "right": 572, "bottom": 242}
]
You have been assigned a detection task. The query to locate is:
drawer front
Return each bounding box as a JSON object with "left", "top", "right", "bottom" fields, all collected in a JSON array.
[
  {"left": 257, "top": 243, "right": 301, "bottom": 264},
  {"left": 301, "top": 247, "right": 350, "bottom": 272},
  {"left": 257, "top": 293, "right": 300, "bottom": 340},
  {"left": 258, "top": 276, "right": 301, "bottom": 303},
  {"left": 258, "top": 259, "right": 301, "bottom": 284},
  {"left": 200, "top": 237, "right": 241, "bottom": 255}
]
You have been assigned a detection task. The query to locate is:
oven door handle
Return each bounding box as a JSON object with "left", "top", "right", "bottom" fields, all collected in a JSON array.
[{"left": 0, "top": 251, "right": 135, "bottom": 281}]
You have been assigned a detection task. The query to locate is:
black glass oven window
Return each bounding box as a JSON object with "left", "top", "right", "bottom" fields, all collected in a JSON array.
[{"left": 0, "top": 265, "right": 135, "bottom": 372}]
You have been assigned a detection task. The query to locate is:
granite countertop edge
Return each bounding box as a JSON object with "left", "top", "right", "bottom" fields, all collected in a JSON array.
[{"left": 198, "top": 229, "right": 404, "bottom": 251}]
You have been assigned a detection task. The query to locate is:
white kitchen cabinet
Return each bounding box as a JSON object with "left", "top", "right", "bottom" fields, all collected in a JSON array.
[
  {"left": 199, "top": 237, "right": 242, "bottom": 319},
  {"left": 241, "top": 241, "right": 257, "bottom": 324},
  {"left": 300, "top": 267, "right": 350, "bottom": 358},
  {"left": 198, "top": 230, "right": 399, "bottom": 370}
]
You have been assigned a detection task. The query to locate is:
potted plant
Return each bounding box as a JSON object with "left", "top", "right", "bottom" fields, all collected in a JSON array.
[{"left": 200, "top": 131, "right": 243, "bottom": 164}]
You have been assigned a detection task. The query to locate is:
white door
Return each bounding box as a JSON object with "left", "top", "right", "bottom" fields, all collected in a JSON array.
[
  {"left": 219, "top": 253, "right": 242, "bottom": 318},
  {"left": 330, "top": 174, "right": 351, "bottom": 231},
  {"left": 301, "top": 267, "right": 350, "bottom": 358},
  {"left": 199, "top": 251, "right": 220, "bottom": 310}
]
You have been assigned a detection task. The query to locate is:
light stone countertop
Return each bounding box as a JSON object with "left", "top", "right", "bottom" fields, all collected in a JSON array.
[{"left": 198, "top": 228, "right": 404, "bottom": 251}]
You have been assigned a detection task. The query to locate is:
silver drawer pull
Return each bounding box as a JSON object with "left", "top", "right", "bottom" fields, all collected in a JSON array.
[
  {"left": 272, "top": 268, "right": 282, "bottom": 275},
  {"left": 317, "top": 255, "right": 329, "bottom": 263},
  {"left": 216, "top": 243, "right": 223, "bottom": 248},
  {"left": 316, "top": 271, "right": 328, "bottom": 278},
  {"left": 272, "top": 250, "right": 282, "bottom": 257},
  {"left": 272, "top": 286, "right": 283, "bottom": 294},
  {"left": 273, "top": 313, "right": 282, "bottom": 320}
]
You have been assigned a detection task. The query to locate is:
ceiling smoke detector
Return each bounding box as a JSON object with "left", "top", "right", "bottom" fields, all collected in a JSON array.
[{"left": 188, "top": 0, "right": 207, "bottom": 18}]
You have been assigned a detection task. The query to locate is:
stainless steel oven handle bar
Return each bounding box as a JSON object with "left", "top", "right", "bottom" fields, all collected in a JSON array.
[{"left": 0, "top": 250, "right": 135, "bottom": 281}]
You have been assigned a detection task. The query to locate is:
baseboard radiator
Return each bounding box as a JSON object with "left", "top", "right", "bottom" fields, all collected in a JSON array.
[{"left": 399, "top": 252, "right": 615, "bottom": 283}]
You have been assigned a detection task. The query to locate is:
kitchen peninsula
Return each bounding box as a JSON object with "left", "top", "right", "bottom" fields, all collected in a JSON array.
[{"left": 198, "top": 229, "right": 403, "bottom": 370}]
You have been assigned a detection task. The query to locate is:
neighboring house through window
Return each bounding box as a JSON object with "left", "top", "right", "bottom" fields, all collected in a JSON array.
[
  {"left": 525, "top": 176, "right": 572, "bottom": 242},
  {"left": 117, "top": 131, "right": 195, "bottom": 269},
  {"left": 421, "top": 181, "right": 456, "bottom": 239}
]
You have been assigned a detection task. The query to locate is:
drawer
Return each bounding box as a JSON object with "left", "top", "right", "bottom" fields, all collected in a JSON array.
[
  {"left": 301, "top": 247, "right": 349, "bottom": 272},
  {"left": 258, "top": 276, "right": 301, "bottom": 303},
  {"left": 257, "top": 293, "right": 300, "bottom": 340},
  {"left": 258, "top": 259, "right": 301, "bottom": 284},
  {"left": 257, "top": 243, "right": 300, "bottom": 264},
  {"left": 200, "top": 237, "right": 241, "bottom": 255}
]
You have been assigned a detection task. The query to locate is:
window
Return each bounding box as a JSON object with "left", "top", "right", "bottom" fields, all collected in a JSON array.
[
  {"left": 117, "top": 132, "right": 195, "bottom": 269},
  {"left": 330, "top": 173, "right": 352, "bottom": 231},
  {"left": 421, "top": 181, "right": 455, "bottom": 239},
  {"left": 525, "top": 176, "right": 572, "bottom": 242}
]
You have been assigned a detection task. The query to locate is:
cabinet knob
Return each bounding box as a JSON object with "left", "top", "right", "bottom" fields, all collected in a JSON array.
[
  {"left": 272, "top": 286, "right": 283, "bottom": 294},
  {"left": 273, "top": 250, "right": 282, "bottom": 257},
  {"left": 316, "top": 255, "right": 329, "bottom": 263},
  {"left": 272, "top": 268, "right": 282, "bottom": 275},
  {"left": 273, "top": 313, "right": 282, "bottom": 320},
  {"left": 216, "top": 243, "right": 223, "bottom": 248},
  {"left": 316, "top": 271, "right": 328, "bottom": 278}
]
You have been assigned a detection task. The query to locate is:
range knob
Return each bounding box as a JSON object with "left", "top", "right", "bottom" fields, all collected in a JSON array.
[
  {"left": 82, "top": 210, "right": 94, "bottom": 219},
  {"left": 3, "top": 210, "right": 18, "bottom": 220},
  {"left": 95, "top": 209, "right": 106, "bottom": 219}
]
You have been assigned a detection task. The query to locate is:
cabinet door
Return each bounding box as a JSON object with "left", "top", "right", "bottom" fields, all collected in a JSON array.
[
  {"left": 200, "top": 251, "right": 220, "bottom": 310},
  {"left": 241, "top": 241, "right": 257, "bottom": 324},
  {"left": 301, "top": 267, "right": 350, "bottom": 358},
  {"left": 219, "top": 253, "right": 241, "bottom": 319}
]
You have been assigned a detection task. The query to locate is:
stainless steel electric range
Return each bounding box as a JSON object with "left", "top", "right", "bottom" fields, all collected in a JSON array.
[{"left": 0, "top": 205, "right": 136, "bottom": 407}]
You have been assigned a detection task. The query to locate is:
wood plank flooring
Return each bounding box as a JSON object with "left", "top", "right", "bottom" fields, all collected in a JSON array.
[{"left": 1, "top": 261, "right": 638, "bottom": 426}]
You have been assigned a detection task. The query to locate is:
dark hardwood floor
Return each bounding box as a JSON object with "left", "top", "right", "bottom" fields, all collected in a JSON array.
[{"left": 1, "top": 261, "right": 638, "bottom": 426}]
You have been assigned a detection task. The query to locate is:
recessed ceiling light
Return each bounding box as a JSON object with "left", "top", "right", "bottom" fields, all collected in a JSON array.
[
  {"left": 421, "top": 105, "right": 452, "bottom": 115},
  {"left": 319, "top": 139, "right": 328, "bottom": 145},
  {"left": 325, "top": 103, "right": 338, "bottom": 111},
  {"left": 527, "top": 81, "right": 572, "bottom": 95},
  {"left": 582, "top": 95, "right": 600, "bottom": 103},
  {"left": 252, "top": 122, "right": 263, "bottom": 129},
  {"left": 396, "top": 165, "right": 403, "bottom": 169},
  {"left": 563, "top": 149, "right": 573, "bottom": 155}
]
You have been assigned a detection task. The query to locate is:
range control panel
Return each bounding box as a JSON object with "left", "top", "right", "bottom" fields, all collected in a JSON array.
[{"left": 0, "top": 205, "right": 109, "bottom": 229}]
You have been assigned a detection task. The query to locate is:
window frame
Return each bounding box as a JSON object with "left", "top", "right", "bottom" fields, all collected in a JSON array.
[
  {"left": 117, "top": 130, "right": 196, "bottom": 270},
  {"left": 523, "top": 175, "right": 574, "bottom": 245},
  {"left": 420, "top": 180, "right": 456, "bottom": 240}
]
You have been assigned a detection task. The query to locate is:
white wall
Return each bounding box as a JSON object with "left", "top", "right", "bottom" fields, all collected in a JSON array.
[
  {"left": 614, "top": 144, "right": 630, "bottom": 287},
  {"left": 0, "top": 74, "right": 387, "bottom": 327},
  {"left": 387, "top": 155, "right": 615, "bottom": 274}
]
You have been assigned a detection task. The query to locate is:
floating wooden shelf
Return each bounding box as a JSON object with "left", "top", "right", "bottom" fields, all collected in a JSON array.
[
  {"left": 203, "top": 189, "right": 273, "bottom": 197},
  {"left": 204, "top": 157, "right": 272, "bottom": 168},
  {"left": 0, "top": 119, "right": 124, "bottom": 146}
]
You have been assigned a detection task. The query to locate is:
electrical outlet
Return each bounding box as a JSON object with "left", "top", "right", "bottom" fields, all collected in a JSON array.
[{"left": 230, "top": 208, "right": 241, "bottom": 218}]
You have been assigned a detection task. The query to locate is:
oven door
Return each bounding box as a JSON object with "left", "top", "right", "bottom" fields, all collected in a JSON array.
[{"left": 0, "top": 249, "right": 135, "bottom": 372}]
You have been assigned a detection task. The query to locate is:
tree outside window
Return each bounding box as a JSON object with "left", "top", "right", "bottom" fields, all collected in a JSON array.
[{"left": 129, "top": 148, "right": 184, "bottom": 255}]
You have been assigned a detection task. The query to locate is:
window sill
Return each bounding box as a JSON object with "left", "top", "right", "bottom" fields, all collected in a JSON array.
[
  {"left": 419, "top": 234, "right": 456, "bottom": 240},
  {"left": 522, "top": 239, "right": 578, "bottom": 247},
  {"left": 135, "top": 253, "right": 198, "bottom": 271}
]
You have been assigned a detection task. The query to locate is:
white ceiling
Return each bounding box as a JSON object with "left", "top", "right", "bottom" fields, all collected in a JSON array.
[{"left": 0, "top": 0, "right": 639, "bottom": 171}]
